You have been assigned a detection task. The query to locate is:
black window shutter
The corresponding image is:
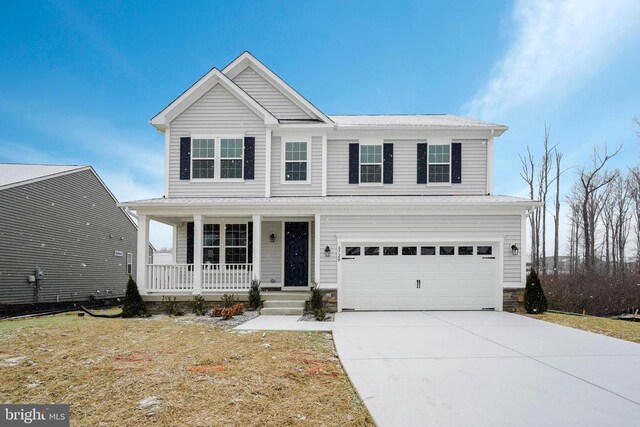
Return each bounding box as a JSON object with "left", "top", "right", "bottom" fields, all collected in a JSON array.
[
  {"left": 180, "top": 137, "right": 191, "bottom": 180},
  {"left": 186, "top": 222, "right": 194, "bottom": 264},
  {"left": 383, "top": 143, "right": 393, "bottom": 184},
  {"left": 349, "top": 143, "right": 359, "bottom": 184},
  {"left": 247, "top": 222, "right": 253, "bottom": 264},
  {"left": 417, "top": 143, "right": 428, "bottom": 184},
  {"left": 244, "top": 137, "right": 255, "bottom": 180},
  {"left": 451, "top": 142, "right": 462, "bottom": 184}
]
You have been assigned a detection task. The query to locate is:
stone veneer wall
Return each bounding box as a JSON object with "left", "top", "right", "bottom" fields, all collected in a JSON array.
[{"left": 503, "top": 288, "right": 525, "bottom": 312}]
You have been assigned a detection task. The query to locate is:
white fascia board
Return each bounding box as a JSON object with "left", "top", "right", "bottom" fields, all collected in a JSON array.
[
  {"left": 222, "top": 52, "right": 333, "bottom": 125},
  {"left": 333, "top": 125, "right": 508, "bottom": 135},
  {"left": 0, "top": 166, "right": 88, "bottom": 192},
  {"left": 150, "top": 67, "right": 277, "bottom": 130}
]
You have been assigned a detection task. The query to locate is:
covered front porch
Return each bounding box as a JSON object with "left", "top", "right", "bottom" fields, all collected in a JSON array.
[{"left": 135, "top": 213, "right": 320, "bottom": 295}]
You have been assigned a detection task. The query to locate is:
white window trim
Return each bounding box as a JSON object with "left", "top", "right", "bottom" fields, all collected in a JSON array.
[
  {"left": 190, "top": 134, "right": 245, "bottom": 182},
  {"left": 126, "top": 253, "right": 133, "bottom": 274},
  {"left": 427, "top": 142, "right": 452, "bottom": 186},
  {"left": 281, "top": 137, "right": 311, "bottom": 185},
  {"left": 203, "top": 221, "right": 250, "bottom": 266},
  {"left": 359, "top": 143, "right": 384, "bottom": 186}
]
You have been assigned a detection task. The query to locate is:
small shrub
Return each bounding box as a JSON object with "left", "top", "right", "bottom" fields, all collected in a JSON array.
[
  {"left": 222, "top": 293, "right": 238, "bottom": 308},
  {"left": 232, "top": 303, "right": 245, "bottom": 316},
  {"left": 209, "top": 307, "right": 224, "bottom": 318},
  {"left": 161, "top": 296, "right": 184, "bottom": 316},
  {"left": 314, "top": 308, "right": 326, "bottom": 321},
  {"left": 122, "top": 276, "right": 148, "bottom": 318},
  {"left": 524, "top": 268, "right": 548, "bottom": 314},
  {"left": 221, "top": 307, "right": 234, "bottom": 320},
  {"left": 191, "top": 295, "right": 208, "bottom": 316},
  {"left": 309, "top": 287, "right": 323, "bottom": 311},
  {"left": 248, "top": 280, "right": 262, "bottom": 310}
]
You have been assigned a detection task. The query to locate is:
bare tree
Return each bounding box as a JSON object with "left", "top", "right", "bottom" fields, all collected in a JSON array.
[
  {"left": 552, "top": 149, "right": 563, "bottom": 276},
  {"left": 520, "top": 147, "right": 539, "bottom": 269},
  {"left": 539, "top": 126, "right": 554, "bottom": 274},
  {"left": 577, "top": 145, "right": 622, "bottom": 273},
  {"left": 630, "top": 167, "right": 640, "bottom": 273}
]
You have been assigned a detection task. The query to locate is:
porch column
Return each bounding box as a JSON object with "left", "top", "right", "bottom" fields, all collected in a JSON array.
[
  {"left": 252, "top": 214, "right": 261, "bottom": 282},
  {"left": 193, "top": 214, "right": 203, "bottom": 295},
  {"left": 136, "top": 214, "right": 149, "bottom": 294},
  {"left": 314, "top": 214, "right": 321, "bottom": 286},
  {"left": 171, "top": 224, "right": 178, "bottom": 264}
]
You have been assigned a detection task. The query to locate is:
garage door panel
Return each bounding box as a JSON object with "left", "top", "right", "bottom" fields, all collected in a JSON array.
[{"left": 341, "top": 242, "right": 498, "bottom": 311}]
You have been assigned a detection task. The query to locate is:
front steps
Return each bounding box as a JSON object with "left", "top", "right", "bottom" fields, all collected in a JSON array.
[{"left": 260, "top": 291, "right": 310, "bottom": 316}]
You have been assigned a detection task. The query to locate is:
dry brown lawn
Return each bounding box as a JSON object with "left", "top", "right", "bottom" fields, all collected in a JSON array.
[
  {"left": 526, "top": 312, "right": 640, "bottom": 344},
  {"left": 0, "top": 311, "right": 373, "bottom": 426}
]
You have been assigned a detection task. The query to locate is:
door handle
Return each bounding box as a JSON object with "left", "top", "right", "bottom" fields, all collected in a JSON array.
[
  {"left": 482, "top": 256, "right": 496, "bottom": 260},
  {"left": 341, "top": 257, "right": 355, "bottom": 260},
  {"left": 416, "top": 279, "right": 421, "bottom": 289}
]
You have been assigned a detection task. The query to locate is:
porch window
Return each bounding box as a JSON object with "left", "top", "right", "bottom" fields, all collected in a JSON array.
[
  {"left": 203, "top": 224, "right": 220, "bottom": 264},
  {"left": 225, "top": 224, "right": 247, "bottom": 264},
  {"left": 220, "top": 138, "right": 244, "bottom": 179},
  {"left": 284, "top": 141, "right": 308, "bottom": 181},
  {"left": 192, "top": 138, "right": 215, "bottom": 179},
  {"left": 428, "top": 144, "right": 450, "bottom": 183},
  {"left": 360, "top": 145, "right": 382, "bottom": 183}
]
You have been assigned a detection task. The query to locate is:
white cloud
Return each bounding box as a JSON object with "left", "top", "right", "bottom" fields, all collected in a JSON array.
[{"left": 466, "top": 0, "right": 640, "bottom": 120}]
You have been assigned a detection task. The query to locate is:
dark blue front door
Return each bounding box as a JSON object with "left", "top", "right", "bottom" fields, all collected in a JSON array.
[{"left": 284, "top": 222, "right": 309, "bottom": 287}]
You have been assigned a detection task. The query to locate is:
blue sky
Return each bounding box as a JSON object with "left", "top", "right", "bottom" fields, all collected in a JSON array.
[{"left": 1, "top": 0, "right": 639, "bottom": 250}]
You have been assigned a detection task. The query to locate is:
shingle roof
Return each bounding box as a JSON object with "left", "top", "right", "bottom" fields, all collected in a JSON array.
[
  {"left": 0, "top": 164, "right": 85, "bottom": 190},
  {"left": 329, "top": 114, "right": 507, "bottom": 132}
]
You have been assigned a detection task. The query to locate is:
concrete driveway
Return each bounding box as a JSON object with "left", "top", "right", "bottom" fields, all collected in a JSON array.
[{"left": 333, "top": 311, "right": 640, "bottom": 426}]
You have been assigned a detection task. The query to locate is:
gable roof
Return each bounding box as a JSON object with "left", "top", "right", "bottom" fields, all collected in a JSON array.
[
  {"left": 0, "top": 164, "right": 86, "bottom": 190},
  {"left": 150, "top": 67, "right": 278, "bottom": 131},
  {"left": 222, "top": 51, "right": 333, "bottom": 125},
  {"left": 330, "top": 115, "right": 508, "bottom": 135}
]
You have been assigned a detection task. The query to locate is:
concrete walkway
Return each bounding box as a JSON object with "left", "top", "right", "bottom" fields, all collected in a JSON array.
[
  {"left": 333, "top": 311, "right": 640, "bottom": 427},
  {"left": 235, "top": 315, "right": 333, "bottom": 331}
]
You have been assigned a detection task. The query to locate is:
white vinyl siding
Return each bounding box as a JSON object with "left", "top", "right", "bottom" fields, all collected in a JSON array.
[
  {"left": 319, "top": 214, "right": 521, "bottom": 286},
  {"left": 168, "top": 84, "right": 265, "bottom": 197},
  {"left": 232, "top": 66, "right": 312, "bottom": 119},
  {"left": 327, "top": 138, "right": 488, "bottom": 195},
  {"left": 271, "top": 136, "right": 322, "bottom": 196},
  {"left": 260, "top": 221, "right": 282, "bottom": 284}
]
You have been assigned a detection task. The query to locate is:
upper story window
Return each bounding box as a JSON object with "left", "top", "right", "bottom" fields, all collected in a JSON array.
[
  {"left": 220, "top": 138, "right": 244, "bottom": 179},
  {"left": 191, "top": 136, "right": 243, "bottom": 180},
  {"left": 428, "top": 144, "right": 450, "bottom": 184},
  {"left": 360, "top": 144, "right": 382, "bottom": 183},
  {"left": 284, "top": 141, "right": 308, "bottom": 181},
  {"left": 192, "top": 138, "right": 216, "bottom": 179}
]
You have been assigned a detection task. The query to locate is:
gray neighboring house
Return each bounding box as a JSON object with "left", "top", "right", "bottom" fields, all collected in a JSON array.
[{"left": 0, "top": 164, "right": 147, "bottom": 310}]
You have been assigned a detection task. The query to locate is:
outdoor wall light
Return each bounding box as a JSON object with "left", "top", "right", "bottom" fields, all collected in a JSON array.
[
  {"left": 511, "top": 244, "right": 519, "bottom": 256},
  {"left": 324, "top": 245, "right": 331, "bottom": 257},
  {"left": 269, "top": 232, "right": 276, "bottom": 243}
]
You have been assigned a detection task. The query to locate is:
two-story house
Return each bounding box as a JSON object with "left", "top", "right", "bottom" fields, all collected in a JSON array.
[{"left": 122, "top": 52, "right": 539, "bottom": 313}]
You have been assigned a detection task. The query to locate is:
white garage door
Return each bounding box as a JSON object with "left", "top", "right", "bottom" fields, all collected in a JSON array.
[{"left": 340, "top": 242, "right": 499, "bottom": 310}]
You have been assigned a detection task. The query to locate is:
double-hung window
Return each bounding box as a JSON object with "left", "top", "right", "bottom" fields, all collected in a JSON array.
[
  {"left": 428, "top": 144, "right": 450, "bottom": 183},
  {"left": 191, "top": 136, "right": 243, "bottom": 180},
  {"left": 192, "top": 138, "right": 216, "bottom": 179},
  {"left": 284, "top": 141, "right": 308, "bottom": 181},
  {"left": 203, "top": 224, "right": 220, "bottom": 264},
  {"left": 220, "top": 138, "right": 243, "bottom": 179},
  {"left": 225, "top": 224, "right": 247, "bottom": 264},
  {"left": 360, "top": 144, "right": 382, "bottom": 183}
]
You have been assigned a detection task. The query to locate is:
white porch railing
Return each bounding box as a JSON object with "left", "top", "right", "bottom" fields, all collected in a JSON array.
[
  {"left": 147, "top": 264, "right": 194, "bottom": 291},
  {"left": 203, "top": 264, "right": 253, "bottom": 291},
  {"left": 146, "top": 264, "right": 253, "bottom": 292}
]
